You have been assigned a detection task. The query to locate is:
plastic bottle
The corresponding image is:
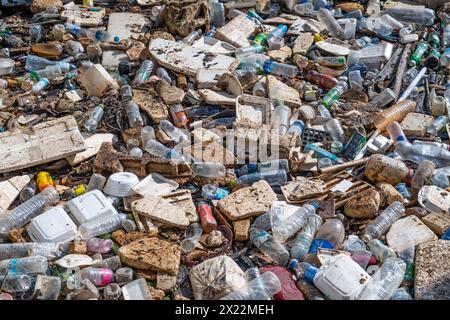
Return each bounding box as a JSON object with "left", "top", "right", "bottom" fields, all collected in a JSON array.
[
  {"left": 368, "top": 88, "right": 396, "bottom": 108},
  {"left": 237, "top": 169, "right": 287, "bottom": 186},
  {"left": 236, "top": 159, "right": 289, "bottom": 177},
  {"left": 192, "top": 162, "right": 226, "bottom": 178},
  {"left": 33, "top": 63, "right": 70, "bottom": 80},
  {"left": 321, "top": 78, "right": 348, "bottom": 108},
  {"left": 156, "top": 67, "right": 172, "bottom": 84},
  {"left": 201, "top": 184, "right": 229, "bottom": 200},
  {"left": 325, "top": 118, "right": 346, "bottom": 143},
  {"left": 209, "top": 0, "right": 225, "bottom": 27},
  {"left": 427, "top": 115, "right": 448, "bottom": 135},
  {"left": 132, "top": 60, "right": 154, "bottom": 86},
  {"left": 238, "top": 54, "right": 269, "bottom": 69},
  {"left": 0, "top": 256, "right": 48, "bottom": 275},
  {"left": 141, "top": 126, "right": 155, "bottom": 147},
  {"left": 0, "top": 274, "right": 32, "bottom": 293},
  {"left": 86, "top": 238, "right": 113, "bottom": 254},
  {"left": 78, "top": 213, "right": 127, "bottom": 239},
  {"left": 125, "top": 101, "right": 144, "bottom": 128},
  {"left": 92, "top": 256, "right": 122, "bottom": 271},
  {"left": 249, "top": 228, "right": 289, "bottom": 265},
  {"left": 366, "top": 0, "right": 380, "bottom": 16},
  {"left": 397, "top": 236, "right": 415, "bottom": 287},
  {"left": 316, "top": 8, "right": 346, "bottom": 40},
  {"left": 291, "top": 212, "right": 323, "bottom": 261},
  {"left": 31, "top": 78, "right": 49, "bottom": 93},
  {"left": 391, "top": 287, "right": 413, "bottom": 300},
  {"left": 271, "top": 105, "right": 291, "bottom": 134},
  {"left": 367, "top": 239, "right": 396, "bottom": 262},
  {"left": 252, "top": 80, "right": 266, "bottom": 96},
  {"left": 293, "top": 3, "right": 314, "bottom": 15},
  {"left": 180, "top": 223, "right": 203, "bottom": 253},
  {"left": 272, "top": 203, "right": 319, "bottom": 244},
  {"left": 169, "top": 104, "right": 188, "bottom": 128},
  {"left": 235, "top": 45, "right": 265, "bottom": 58},
  {"left": 363, "top": 201, "right": 405, "bottom": 242},
  {"left": 84, "top": 105, "right": 104, "bottom": 132},
  {"left": 267, "top": 24, "right": 288, "bottom": 40},
  {"left": 348, "top": 70, "right": 363, "bottom": 90},
  {"left": 182, "top": 29, "right": 202, "bottom": 45},
  {"left": 411, "top": 160, "right": 435, "bottom": 197},
  {"left": 87, "top": 173, "right": 107, "bottom": 192},
  {"left": 286, "top": 120, "right": 305, "bottom": 139},
  {"left": 197, "top": 202, "right": 217, "bottom": 233},
  {"left": 440, "top": 48, "right": 450, "bottom": 67},
  {"left": 387, "top": 122, "right": 450, "bottom": 168},
  {"left": 306, "top": 214, "right": 345, "bottom": 258},
  {"left": 76, "top": 267, "right": 114, "bottom": 287},
  {"left": 409, "top": 42, "right": 429, "bottom": 67},
  {"left": 115, "top": 267, "right": 133, "bottom": 283},
  {"left": 306, "top": 70, "right": 338, "bottom": 89},
  {"left": 252, "top": 32, "right": 268, "bottom": 46},
  {"left": 0, "top": 187, "right": 59, "bottom": 238},
  {"left": 19, "top": 181, "right": 37, "bottom": 202},
  {"left": 65, "top": 23, "right": 120, "bottom": 43},
  {"left": 159, "top": 119, "right": 189, "bottom": 145},
  {"left": 372, "top": 100, "right": 416, "bottom": 131},
  {"left": 384, "top": 7, "right": 435, "bottom": 26},
  {"left": 120, "top": 85, "right": 133, "bottom": 102},
  {"left": 263, "top": 60, "right": 298, "bottom": 78},
  {"left": 357, "top": 258, "right": 406, "bottom": 300},
  {"left": 144, "top": 139, "right": 185, "bottom": 161},
  {"left": 365, "top": 154, "right": 413, "bottom": 184},
  {"left": 0, "top": 242, "right": 62, "bottom": 261},
  {"left": 221, "top": 271, "right": 281, "bottom": 300}
]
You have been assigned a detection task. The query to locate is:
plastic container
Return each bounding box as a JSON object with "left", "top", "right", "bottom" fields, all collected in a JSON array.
[
  {"left": 64, "top": 189, "right": 118, "bottom": 225},
  {"left": 0, "top": 256, "right": 48, "bottom": 275},
  {"left": 221, "top": 271, "right": 281, "bottom": 300},
  {"left": 0, "top": 187, "right": 59, "bottom": 238},
  {"left": 427, "top": 115, "right": 448, "bottom": 135},
  {"left": 0, "top": 58, "right": 15, "bottom": 75},
  {"left": 122, "top": 278, "right": 151, "bottom": 300},
  {"left": 103, "top": 172, "right": 139, "bottom": 197},
  {"left": 365, "top": 154, "right": 413, "bottom": 185},
  {"left": 235, "top": 45, "right": 265, "bottom": 58},
  {"left": 169, "top": 104, "right": 188, "bottom": 128},
  {"left": 78, "top": 213, "right": 127, "bottom": 239},
  {"left": 156, "top": 67, "right": 172, "bottom": 84},
  {"left": 271, "top": 105, "right": 291, "bottom": 134},
  {"left": 197, "top": 202, "right": 217, "bottom": 234},
  {"left": 27, "top": 206, "right": 78, "bottom": 243},
  {"left": 76, "top": 267, "right": 113, "bottom": 287},
  {"left": 132, "top": 60, "right": 154, "bottom": 86},
  {"left": 159, "top": 119, "right": 189, "bottom": 144},
  {"left": 250, "top": 228, "right": 289, "bottom": 265},
  {"left": 368, "top": 239, "right": 396, "bottom": 262},
  {"left": 263, "top": 60, "right": 298, "bottom": 78},
  {"left": 325, "top": 118, "right": 346, "bottom": 143},
  {"left": 183, "top": 30, "right": 202, "bottom": 45},
  {"left": 144, "top": 139, "right": 185, "bottom": 161},
  {"left": 0, "top": 242, "right": 62, "bottom": 261},
  {"left": 366, "top": 0, "right": 380, "bottom": 16},
  {"left": 293, "top": 3, "right": 314, "bottom": 15},
  {"left": 306, "top": 214, "right": 345, "bottom": 257},
  {"left": 316, "top": 8, "right": 346, "bottom": 40},
  {"left": 192, "top": 162, "right": 226, "bottom": 178},
  {"left": 363, "top": 201, "right": 405, "bottom": 242},
  {"left": 125, "top": 101, "right": 144, "bottom": 128},
  {"left": 84, "top": 105, "right": 104, "bottom": 132},
  {"left": 236, "top": 159, "right": 289, "bottom": 177},
  {"left": 120, "top": 85, "right": 133, "bottom": 102},
  {"left": 322, "top": 78, "right": 348, "bottom": 108},
  {"left": 384, "top": 7, "right": 435, "bottom": 26},
  {"left": 306, "top": 70, "right": 338, "bottom": 89},
  {"left": 272, "top": 203, "right": 319, "bottom": 243},
  {"left": 357, "top": 258, "right": 406, "bottom": 300},
  {"left": 31, "top": 78, "right": 49, "bottom": 92},
  {"left": 92, "top": 256, "right": 122, "bottom": 271},
  {"left": 180, "top": 223, "right": 203, "bottom": 253},
  {"left": 86, "top": 238, "right": 113, "bottom": 254},
  {"left": 115, "top": 267, "right": 133, "bottom": 283}
]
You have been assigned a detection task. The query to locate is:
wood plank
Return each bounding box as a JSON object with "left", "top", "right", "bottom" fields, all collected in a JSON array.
[{"left": 0, "top": 116, "right": 86, "bottom": 173}]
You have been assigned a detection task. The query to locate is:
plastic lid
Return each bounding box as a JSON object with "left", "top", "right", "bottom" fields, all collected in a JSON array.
[
  {"left": 304, "top": 265, "right": 319, "bottom": 283},
  {"left": 288, "top": 259, "right": 299, "bottom": 270},
  {"left": 310, "top": 201, "right": 320, "bottom": 210}
]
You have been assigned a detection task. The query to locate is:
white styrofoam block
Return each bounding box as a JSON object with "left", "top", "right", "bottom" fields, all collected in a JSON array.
[
  {"left": 64, "top": 190, "right": 117, "bottom": 225},
  {"left": 27, "top": 207, "right": 78, "bottom": 243}
]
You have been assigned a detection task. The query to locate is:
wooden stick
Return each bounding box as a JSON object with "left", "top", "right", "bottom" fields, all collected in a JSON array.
[{"left": 319, "top": 157, "right": 369, "bottom": 174}]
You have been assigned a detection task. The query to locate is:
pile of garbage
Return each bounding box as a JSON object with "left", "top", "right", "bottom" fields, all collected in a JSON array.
[{"left": 0, "top": 0, "right": 449, "bottom": 300}]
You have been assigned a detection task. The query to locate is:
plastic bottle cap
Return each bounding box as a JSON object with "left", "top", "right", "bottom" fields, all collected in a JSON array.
[
  {"left": 288, "top": 259, "right": 299, "bottom": 270},
  {"left": 310, "top": 201, "right": 320, "bottom": 210},
  {"left": 113, "top": 36, "right": 120, "bottom": 43}
]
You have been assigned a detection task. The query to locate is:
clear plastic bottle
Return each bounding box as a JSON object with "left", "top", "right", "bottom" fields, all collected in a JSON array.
[
  {"left": 388, "top": 122, "right": 450, "bottom": 168},
  {"left": 357, "top": 258, "right": 406, "bottom": 300},
  {"left": 252, "top": 80, "right": 266, "bottom": 96},
  {"left": 271, "top": 104, "right": 291, "bottom": 134},
  {"left": 87, "top": 173, "right": 107, "bottom": 192},
  {"left": 427, "top": 115, "right": 448, "bottom": 135},
  {"left": 237, "top": 169, "right": 287, "bottom": 186},
  {"left": 391, "top": 287, "right": 413, "bottom": 300},
  {"left": 363, "top": 201, "right": 405, "bottom": 242},
  {"left": 293, "top": 3, "right": 314, "bottom": 15},
  {"left": 182, "top": 29, "right": 202, "bottom": 45},
  {"left": 221, "top": 271, "right": 281, "bottom": 300},
  {"left": 31, "top": 78, "right": 49, "bottom": 92},
  {"left": 384, "top": 7, "right": 435, "bottom": 26},
  {"left": 368, "top": 239, "right": 396, "bottom": 262},
  {"left": 84, "top": 105, "right": 104, "bottom": 132},
  {"left": 159, "top": 120, "right": 189, "bottom": 145},
  {"left": 25, "top": 55, "right": 61, "bottom": 71},
  {"left": 0, "top": 186, "right": 59, "bottom": 238},
  {"left": 76, "top": 267, "right": 114, "bottom": 287},
  {"left": 321, "top": 78, "right": 348, "bottom": 108},
  {"left": 19, "top": 181, "right": 37, "bottom": 202},
  {"left": 0, "top": 256, "right": 48, "bottom": 275},
  {"left": 156, "top": 67, "right": 172, "bottom": 84},
  {"left": 263, "top": 60, "right": 298, "bottom": 78},
  {"left": 144, "top": 139, "right": 185, "bottom": 161},
  {"left": 192, "top": 162, "right": 226, "bottom": 178},
  {"left": 272, "top": 203, "right": 319, "bottom": 244},
  {"left": 348, "top": 70, "right": 363, "bottom": 90},
  {"left": 180, "top": 223, "right": 203, "bottom": 253},
  {"left": 286, "top": 120, "right": 305, "bottom": 139},
  {"left": 65, "top": 23, "right": 120, "bottom": 43},
  {"left": 120, "top": 85, "right": 133, "bottom": 102},
  {"left": 366, "top": 0, "right": 380, "bottom": 16},
  {"left": 132, "top": 60, "right": 154, "bottom": 86},
  {"left": 34, "top": 63, "right": 70, "bottom": 79},
  {"left": 125, "top": 101, "right": 144, "bottom": 128},
  {"left": 78, "top": 213, "right": 127, "bottom": 239},
  {"left": 306, "top": 214, "right": 345, "bottom": 258},
  {"left": 86, "top": 238, "right": 113, "bottom": 254},
  {"left": 92, "top": 256, "right": 122, "bottom": 271},
  {"left": 316, "top": 8, "right": 346, "bottom": 40},
  {"left": 201, "top": 184, "right": 229, "bottom": 200},
  {"left": 236, "top": 159, "right": 289, "bottom": 177},
  {"left": 238, "top": 54, "right": 269, "bottom": 69},
  {"left": 129, "top": 147, "right": 143, "bottom": 157},
  {"left": 141, "top": 126, "right": 156, "bottom": 147},
  {"left": 368, "top": 88, "right": 396, "bottom": 108},
  {"left": 249, "top": 228, "right": 289, "bottom": 265},
  {"left": 397, "top": 236, "right": 415, "bottom": 287},
  {"left": 372, "top": 100, "right": 416, "bottom": 131},
  {"left": 209, "top": 0, "right": 225, "bottom": 27},
  {"left": 0, "top": 242, "right": 62, "bottom": 260},
  {"left": 325, "top": 118, "right": 346, "bottom": 143},
  {"left": 0, "top": 274, "right": 32, "bottom": 293},
  {"left": 235, "top": 45, "right": 265, "bottom": 58},
  {"left": 291, "top": 212, "right": 323, "bottom": 261}
]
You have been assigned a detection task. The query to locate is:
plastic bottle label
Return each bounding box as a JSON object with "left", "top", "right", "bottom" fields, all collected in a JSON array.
[{"left": 308, "top": 239, "right": 334, "bottom": 254}]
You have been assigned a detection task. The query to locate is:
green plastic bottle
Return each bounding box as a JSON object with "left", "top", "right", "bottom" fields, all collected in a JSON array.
[
  {"left": 322, "top": 78, "right": 348, "bottom": 108},
  {"left": 409, "top": 42, "right": 429, "bottom": 67},
  {"left": 252, "top": 32, "right": 268, "bottom": 46}
]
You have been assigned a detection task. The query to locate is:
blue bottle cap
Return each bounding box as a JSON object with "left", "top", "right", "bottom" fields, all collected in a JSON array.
[
  {"left": 310, "top": 201, "right": 320, "bottom": 210},
  {"left": 114, "top": 36, "right": 120, "bottom": 43},
  {"left": 304, "top": 265, "right": 319, "bottom": 283},
  {"left": 288, "top": 259, "right": 299, "bottom": 270}
]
